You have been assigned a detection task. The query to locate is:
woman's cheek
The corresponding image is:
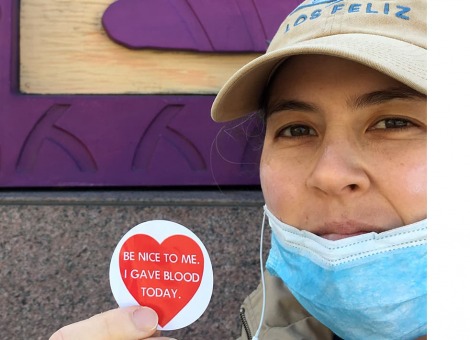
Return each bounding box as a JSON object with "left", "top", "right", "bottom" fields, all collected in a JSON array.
[
  {"left": 260, "top": 160, "right": 284, "bottom": 214},
  {"left": 387, "top": 157, "right": 427, "bottom": 223},
  {"left": 405, "top": 163, "right": 427, "bottom": 195},
  {"left": 403, "top": 161, "right": 427, "bottom": 219},
  {"left": 260, "top": 159, "right": 299, "bottom": 220}
]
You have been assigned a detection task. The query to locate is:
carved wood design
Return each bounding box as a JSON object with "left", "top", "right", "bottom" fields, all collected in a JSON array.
[
  {"left": 16, "top": 104, "right": 98, "bottom": 173},
  {"left": 19, "top": 0, "right": 260, "bottom": 95},
  {"left": 102, "top": 0, "right": 301, "bottom": 52},
  {"left": 132, "top": 104, "right": 206, "bottom": 172}
]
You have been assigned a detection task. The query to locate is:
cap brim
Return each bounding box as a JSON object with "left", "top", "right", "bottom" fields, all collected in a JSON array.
[{"left": 211, "top": 33, "right": 426, "bottom": 122}]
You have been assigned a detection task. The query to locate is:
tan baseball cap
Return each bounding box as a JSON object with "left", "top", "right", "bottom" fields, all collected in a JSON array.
[{"left": 211, "top": 0, "right": 426, "bottom": 122}]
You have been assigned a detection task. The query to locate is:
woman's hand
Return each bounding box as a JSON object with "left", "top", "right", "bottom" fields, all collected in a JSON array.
[{"left": 49, "top": 306, "right": 176, "bottom": 340}]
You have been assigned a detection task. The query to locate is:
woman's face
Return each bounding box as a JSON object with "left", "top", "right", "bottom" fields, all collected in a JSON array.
[{"left": 260, "top": 55, "right": 427, "bottom": 240}]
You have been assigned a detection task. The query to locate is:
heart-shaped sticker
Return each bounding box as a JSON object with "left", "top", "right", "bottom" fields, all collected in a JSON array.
[
  {"left": 110, "top": 220, "right": 213, "bottom": 330},
  {"left": 119, "top": 234, "right": 204, "bottom": 327}
]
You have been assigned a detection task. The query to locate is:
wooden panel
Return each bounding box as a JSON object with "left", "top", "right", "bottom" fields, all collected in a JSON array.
[{"left": 19, "top": 0, "right": 260, "bottom": 94}]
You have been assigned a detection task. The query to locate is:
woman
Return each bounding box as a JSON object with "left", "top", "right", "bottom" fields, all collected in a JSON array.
[{"left": 51, "top": 0, "right": 427, "bottom": 338}]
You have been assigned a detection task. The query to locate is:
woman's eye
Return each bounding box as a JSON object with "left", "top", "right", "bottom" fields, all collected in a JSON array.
[
  {"left": 278, "top": 124, "right": 316, "bottom": 137},
  {"left": 369, "top": 118, "right": 415, "bottom": 131}
]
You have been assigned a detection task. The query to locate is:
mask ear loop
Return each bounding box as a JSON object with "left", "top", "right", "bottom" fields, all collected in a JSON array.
[{"left": 252, "top": 209, "right": 267, "bottom": 340}]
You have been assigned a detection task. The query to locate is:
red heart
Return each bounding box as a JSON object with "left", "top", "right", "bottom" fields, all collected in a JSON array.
[{"left": 119, "top": 233, "right": 204, "bottom": 327}]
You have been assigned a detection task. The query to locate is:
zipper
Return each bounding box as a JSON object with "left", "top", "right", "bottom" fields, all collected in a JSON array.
[{"left": 240, "top": 307, "right": 252, "bottom": 339}]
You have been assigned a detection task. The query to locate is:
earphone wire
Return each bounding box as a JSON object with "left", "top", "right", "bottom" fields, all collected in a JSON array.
[{"left": 252, "top": 209, "right": 267, "bottom": 340}]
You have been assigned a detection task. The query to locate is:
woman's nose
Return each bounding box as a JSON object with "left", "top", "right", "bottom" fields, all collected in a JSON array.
[{"left": 305, "top": 137, "right": 370, "bottom": 196}]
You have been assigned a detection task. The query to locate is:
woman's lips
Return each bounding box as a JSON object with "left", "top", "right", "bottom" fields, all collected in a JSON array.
[
  {"left": 319, "top": 232, "right": 367, "bottom": 241},
  {"left": 316, "top": 221, "right": 381, "bottom": 240}
]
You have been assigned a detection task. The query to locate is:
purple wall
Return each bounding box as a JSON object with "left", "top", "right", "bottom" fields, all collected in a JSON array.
[{"left": 0, "top": 0, "right": 300, "bottom": 187}]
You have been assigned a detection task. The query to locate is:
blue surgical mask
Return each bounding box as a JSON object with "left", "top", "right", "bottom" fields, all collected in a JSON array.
[{"left": 264, "top": 206, "right": 427, "bottom": 340}]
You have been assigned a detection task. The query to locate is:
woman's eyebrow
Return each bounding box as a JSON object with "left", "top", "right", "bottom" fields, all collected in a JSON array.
[
  {"left": 265, "top": 86, "right": 426, "bottom": 117},
  {"left": 266, "top": 99, "right": 321, "bottom": 117},
  {"left": 351, "top": 86, "right": 427, "bottom": 109}
]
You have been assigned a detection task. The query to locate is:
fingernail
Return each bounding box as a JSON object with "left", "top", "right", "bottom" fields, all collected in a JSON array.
[{"left": 132, "top": 307, "right": 158, "bottom": 331}]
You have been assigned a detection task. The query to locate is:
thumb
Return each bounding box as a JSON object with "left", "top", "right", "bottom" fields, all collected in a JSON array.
[{"left": 49, "top": 306, "right": 159, "bottom": 340}]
